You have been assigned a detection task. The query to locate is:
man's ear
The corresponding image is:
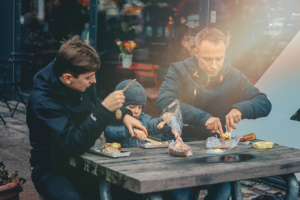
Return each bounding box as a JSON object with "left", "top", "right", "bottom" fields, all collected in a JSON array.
[
  {"left": 62, "top": 73, "right": 73, "bottom": 85},
  {"left": 194, "top": 48, "right": 198, "bottom": 59}
]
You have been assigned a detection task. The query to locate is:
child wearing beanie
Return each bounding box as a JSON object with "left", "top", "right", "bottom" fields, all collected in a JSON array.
[{"left": 104, "top": 79, "right": 169, "bottom": 147}]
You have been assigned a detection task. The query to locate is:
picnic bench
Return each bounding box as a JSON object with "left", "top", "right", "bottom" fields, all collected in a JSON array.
[{"left": 70, "top": 140, "right": 300, "bottom": 200}]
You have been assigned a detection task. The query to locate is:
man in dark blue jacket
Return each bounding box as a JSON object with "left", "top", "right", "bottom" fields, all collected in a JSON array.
[
  {"left": 27, "top": 40, "right": 147, "bottom": 200},
  {"left": 156, "top": 28, "right": 272, "bottom": 200},
  {"left": 157, "top": 28, "right": 272, "bottom": 141}
]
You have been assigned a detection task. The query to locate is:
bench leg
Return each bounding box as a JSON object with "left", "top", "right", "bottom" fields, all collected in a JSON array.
[
  {"left": 99, "top": 178, "right": 112, "bottom": 200},
  {"left": 230, "top": 181, "right": 243, "bottom": 200},
  {"left": 146, "top": 192, "right": 163, "bottom": 200},
  {"left": 281, "top": 173, "right": 299, "bottom": 200}
]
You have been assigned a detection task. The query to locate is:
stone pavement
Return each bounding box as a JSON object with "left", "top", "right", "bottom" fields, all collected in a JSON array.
[{"left": 0, "top": 101, "right": 299, "bottom": 200}]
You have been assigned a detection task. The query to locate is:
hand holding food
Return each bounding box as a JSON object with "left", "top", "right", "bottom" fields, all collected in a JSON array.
[
  {"left": 205, "top": 117, "right": 224, "bottom": 134},
  {"left": 157, "top": 120, "right": 167, "bottom": 129},
  {"left": 134, "top": 128, "right": 147, "bottom": 141},
  {"left": 115, "top": 79, "right": 136, "bottom": 119},
  {"left": 225, "top": 108, "right": 242, "bottom": 133},
  {"left": 102, "top": 90, "right": 125, "bottom": 112},
  {"left": 220, "top": 132, "right": 231, "bottom": 141},
  {"left": 123, "top": 115, "right": 148, "bottom": 137}
]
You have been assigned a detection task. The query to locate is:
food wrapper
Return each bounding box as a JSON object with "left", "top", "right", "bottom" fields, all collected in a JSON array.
[
  {"left": 206, "top": 136, "right": 240, "bottom": 149},
  {"left": 169, "top": 141, "right": 193, "bottom": 157},
  {"left": 253, "top": 142, "right": 274, "bottom": 149},
  {"left": 160, "top": 99, "right": 183, "bottom": 135}
]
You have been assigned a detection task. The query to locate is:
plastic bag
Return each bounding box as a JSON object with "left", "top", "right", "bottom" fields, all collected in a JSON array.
[
  {"left": 206, "top": 136, "right": 240, "bottom": 149},
  {"left": 169, "top": 141, "right": 193, "bottom": 157},
  {"left": 160, "top": 99, "right": 183, "bottom": 136}
]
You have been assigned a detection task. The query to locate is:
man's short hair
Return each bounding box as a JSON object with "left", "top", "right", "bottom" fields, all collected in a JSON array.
[
  {"left": 195, "top": 28, "right": 227, "bottom": 49},
  {"left": 54, "top": 40, "right": 100, "bottom": 78}
]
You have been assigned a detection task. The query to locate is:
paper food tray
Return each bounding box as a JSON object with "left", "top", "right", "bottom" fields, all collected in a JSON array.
[
  {"left": 88, "top": 147, "right": 130, "bottom": 158},
  {"left": 239, "top": 141, "right": 251, "bottom": 145},
  {"left": 138, "top": 140, "right": 173, "bottom": 149}
]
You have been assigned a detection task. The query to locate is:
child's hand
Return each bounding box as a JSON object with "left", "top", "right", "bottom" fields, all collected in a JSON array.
[
  {"left": 123, "top": 115, "right": 148, "bottom": 137},
  {"left": 133, "top": 128, "right": 147, "bottom": 141}
]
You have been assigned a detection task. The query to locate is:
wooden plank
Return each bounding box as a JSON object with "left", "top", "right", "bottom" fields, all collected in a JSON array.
[{"left": 71, "top": 141, "right": 300, "bottom": 194}]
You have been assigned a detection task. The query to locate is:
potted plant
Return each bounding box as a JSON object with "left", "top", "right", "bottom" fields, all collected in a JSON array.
[
  {"left": 0, "top": 161, "right": 26, "bottom": 200},
  {"left": 115, "top": 38, "right": 141, "bottom": 68}
]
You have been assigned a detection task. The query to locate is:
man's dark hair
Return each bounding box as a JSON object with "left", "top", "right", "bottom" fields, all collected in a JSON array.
[{"left": 54, "top": 40, "right": 100, "bottom": 78}]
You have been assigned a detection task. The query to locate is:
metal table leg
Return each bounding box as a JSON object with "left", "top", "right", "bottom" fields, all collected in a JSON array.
[
  {"left": 146, "top": 192, "right": 163, "bottom": 200},
  {"left": 99, "top": 178, "right": 112, "bottom": 200},
  {"left": 230, "top": 181, "right": 243, "bottom": 200},
  {"left": 281, "top": 173, "right": 299, "bottom": 200}
]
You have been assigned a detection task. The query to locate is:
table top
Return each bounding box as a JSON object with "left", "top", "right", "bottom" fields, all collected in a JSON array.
[{"left": 70, "top": 140, "right": 300, "bottom": 194}]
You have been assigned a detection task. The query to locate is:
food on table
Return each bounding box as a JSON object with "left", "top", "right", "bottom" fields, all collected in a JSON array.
[
  {"left": 169, "top": 141, "right": 193, "bottom": 157},
  {"left": 100, "top": 142, "right": 122, "bottom": 153},
  {"left": 240, "top": 133, "right": 256, "bottom": 142},
  {"left": 220, "top": 132, "right": 231, "bottom": 141},
  {"left": 215, "top": 143, "right": 236, "bottom": 149},
  {"left": 253, "top": 142, "right": 274, "bottom": 149},
  {"left": 145, "top": 138, "right": 169, "bottom": 145},
  {"left": 213, "top": 149, "right": 223, "bottom": 153},
  {"left": 157, "top": 120, "right": 167, "bottom": 129}
]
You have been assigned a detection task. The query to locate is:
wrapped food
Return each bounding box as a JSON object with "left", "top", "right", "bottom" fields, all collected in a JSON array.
[
  {"left": 253, "top": 142, "right": 274, "bottom": 149},
  {"left": 240, "top": 133, "right": 256, "bottom": 142},
  {"left": 100, "top": 142, "right": 121, "bottom": 153},
  {"left": 161, "top": 100, "right": 193, "bottom": 157},
  {"left": 169, "top": 141, "right": 193, "bottom": 157},
  {"left": 206, "top": 136, "right": 240, "bottom": 149}
]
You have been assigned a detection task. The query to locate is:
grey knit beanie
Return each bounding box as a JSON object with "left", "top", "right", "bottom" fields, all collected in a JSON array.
[{"left": 115, "top": 79, "right": 147, "bottom": 110}]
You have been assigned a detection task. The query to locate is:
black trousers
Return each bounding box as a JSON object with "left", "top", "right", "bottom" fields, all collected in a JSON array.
[{"left": 32, "top": 167, "right": 143, "bottom": 200}]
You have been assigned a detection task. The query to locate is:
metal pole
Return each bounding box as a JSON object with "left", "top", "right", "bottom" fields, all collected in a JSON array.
[
  {"left": 99, "top": 178, "right": 112, "bottom": 200},
  {"left": 89, "top": 0, "right": 98, "bottom": 51},
  {"left": 146, "top": 192, "right": 163, "bottom": 200},
  {"left": 199, "top": 0, "right": 210, "bottom": 31},
  {"left": 230, "top": 181, "right": 243, "bottom": 200},
  {"left": 281, "top": 174, "right": 299, "bottom": 200}
]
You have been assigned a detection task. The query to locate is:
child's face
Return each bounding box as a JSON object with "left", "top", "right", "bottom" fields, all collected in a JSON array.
[{"left": 125, "top": 105, "right": 143, "bottom": 118}]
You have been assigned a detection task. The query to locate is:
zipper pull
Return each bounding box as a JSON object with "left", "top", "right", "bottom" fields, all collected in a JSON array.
[
  {"left": 192, "top": 89, "right": 197, "bottom": 106},
  {"left": 207, "top": 76, "right": 210, "bottom": 86}
]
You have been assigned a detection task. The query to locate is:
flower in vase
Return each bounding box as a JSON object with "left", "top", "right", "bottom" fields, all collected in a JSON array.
[
  {"left": 134, "top": 38, "right": 140, "bottom": 43},
  {"left": 127, "top": 47, "right": 133, "bottom": 53},
  {"left": 131, "top": 42, "right": 136, "bottom": 49}
]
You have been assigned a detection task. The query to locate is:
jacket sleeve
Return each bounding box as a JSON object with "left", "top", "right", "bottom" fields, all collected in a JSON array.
[
  {"left": 143, "top": 114, "right": 171, "bottom": 135},
  {"left": 156, "top": 64, "right": 212, "bottom": 127},
  {"left": 32, "top": 98, "right": 115, "bottom": 156},
  {"left": 104, "top": 125, "right": 131, "bottom": 141},
  {"left": 231, "top": 71, "right": 272, "bottom": 119}
]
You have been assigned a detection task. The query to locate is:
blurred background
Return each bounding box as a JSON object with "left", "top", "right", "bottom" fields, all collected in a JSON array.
[{"left": 0, "top": 0, "right": 300, "bottom": 117}]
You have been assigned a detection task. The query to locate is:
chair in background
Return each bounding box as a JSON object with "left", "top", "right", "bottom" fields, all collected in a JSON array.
[
  {"left": 132, "top": 62, "right": 160, "bottom": 117},
  {"left": 0, "top": 66, "right": 11, "bottom": 125}
]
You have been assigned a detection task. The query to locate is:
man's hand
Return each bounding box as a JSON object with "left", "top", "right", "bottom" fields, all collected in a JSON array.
[
  {"left": 123, "top": 115, "right": 148, "bottom": 137},
  {"left": 134, "top": 128, "right": 147, "bottom": 141},
  {"left": 205, "top": 117, "right": 224, "bottom": 134},
  {"left": 226, "top": 108, "right": 242, "bottom": 133},
  {"left": 102, "top": 90, "right": 125, "bottom": 112}
]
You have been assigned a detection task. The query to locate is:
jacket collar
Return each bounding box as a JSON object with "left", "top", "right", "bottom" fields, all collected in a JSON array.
[{"left": 192, "top": 56, "right": 231, "bottom": 87}]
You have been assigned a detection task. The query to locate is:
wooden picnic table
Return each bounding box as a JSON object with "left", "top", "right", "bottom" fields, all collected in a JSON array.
[{"left": 70, "top": 140, "right": 300, "bottom": 200}]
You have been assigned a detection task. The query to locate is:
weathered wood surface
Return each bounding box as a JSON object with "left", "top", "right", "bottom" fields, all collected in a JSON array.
[{"left": 70, "top": 140, "right": 300, "bottom": 194}]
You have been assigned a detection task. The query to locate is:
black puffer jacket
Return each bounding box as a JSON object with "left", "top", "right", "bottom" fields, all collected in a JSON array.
[
  {"left": 27, "top": 61, "right": 119, "bottom": 177},
  {"left": 156, "top": 56, "right": 272, "bottom": 141}
]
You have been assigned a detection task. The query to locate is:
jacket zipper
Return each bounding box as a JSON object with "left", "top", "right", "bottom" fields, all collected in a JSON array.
[
  {"left": 206, "top": 76, "right": 210, "bottom": 86},
  {"left": 192, "top": 89, "right": 197, "bottom": 106}
]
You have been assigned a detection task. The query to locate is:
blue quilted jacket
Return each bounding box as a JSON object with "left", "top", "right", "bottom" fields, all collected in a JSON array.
[{"left": 104, "top": 112, "right": 169, "bottom": 148}]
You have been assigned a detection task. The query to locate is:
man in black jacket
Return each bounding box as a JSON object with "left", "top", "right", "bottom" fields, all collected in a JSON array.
[
  {"left": 156, "top": 28, "right": 272, "bottom": 200},
  {"left": 27, "top": 41, "right": 147, "bottom": 200}
]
